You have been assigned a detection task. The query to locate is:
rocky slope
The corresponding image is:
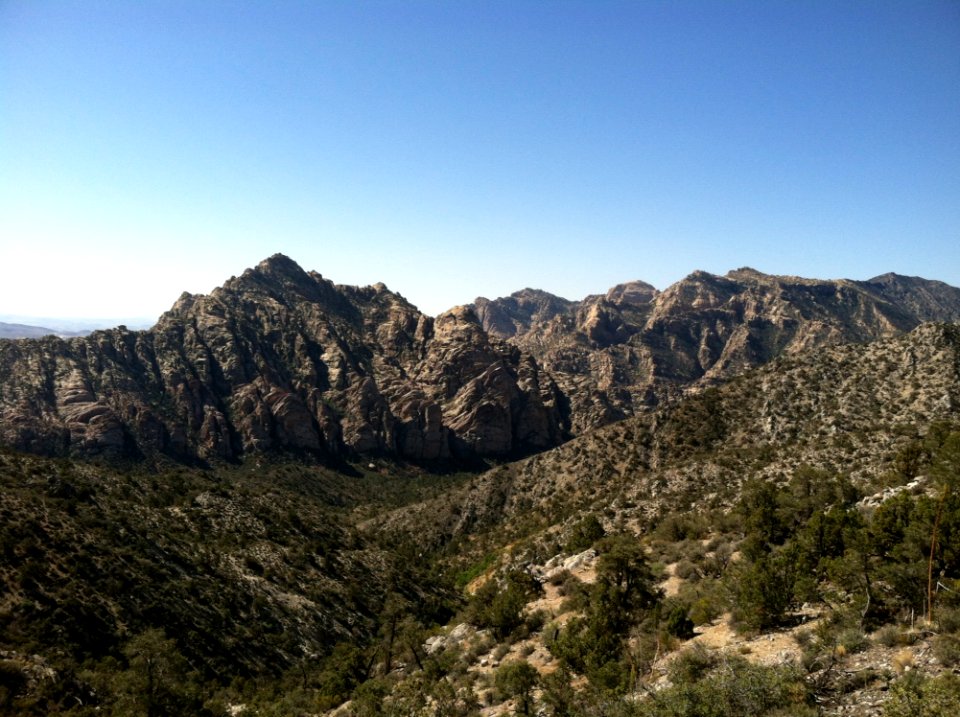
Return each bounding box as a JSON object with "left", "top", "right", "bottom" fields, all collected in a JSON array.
[
  {"left": 0, "top": 450, "right": 469, "bottom": 715},
  {"left": 359, "top": 322, "right": 960, "bottom": 717},
  {"left": 472, "top": 269, "right": 960, "bottom": 433},
  {"left": 381, "top": 322, "right": 960, "bottom": 547},
  {"left": 0, "top": 255, "right": 566, "bottom": 463}
]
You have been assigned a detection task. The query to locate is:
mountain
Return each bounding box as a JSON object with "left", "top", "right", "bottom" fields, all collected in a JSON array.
[
  {"left": 0, "top": 255, "right": 566, "bottom": 463},
  {"left": 471, "top": 268, "right": 960, "bottom": 433},
  {"left": 381, "top": 321, "right": 960, "bottom": 547},
  {"left": 0, "top": 322, "right": 89, "bottom": 340},
  {"left": 2, "top": 258, "right": 959, "bottom": 467},
  {"left": 1, "top": 264, "right": 959, "bottom": 715}
]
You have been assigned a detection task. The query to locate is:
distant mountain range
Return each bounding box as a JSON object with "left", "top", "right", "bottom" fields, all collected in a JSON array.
[
  {"left": 1, "top": 254, "right": 959, "bottom": 464},
  {"left": 0, "top": 316, "right": 155, "bottom": 339},
  {"left": 0, "top": 321, "right": 90, "bottom": 339}
]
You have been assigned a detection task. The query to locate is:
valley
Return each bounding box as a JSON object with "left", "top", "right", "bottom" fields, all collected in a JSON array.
[{"left": 1, "top": 257, "right": 959, "bottom": 716}]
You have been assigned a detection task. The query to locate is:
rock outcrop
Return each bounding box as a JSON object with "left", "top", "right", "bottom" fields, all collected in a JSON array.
[
  {"left": 472, "top": 269, "right": 960, "bottom": 433},
  {"left": 0, "top": 255, "right": 567, "bottom": 462},
  {"left": 2, "top": 257, "right": 959, "bottom": 463},
  {"left": 381, "top": 322, "right": 960, "bottom": 546}
]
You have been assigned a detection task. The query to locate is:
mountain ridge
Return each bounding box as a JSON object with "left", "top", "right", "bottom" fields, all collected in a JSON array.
[
  {"left": 470, "top": 266, "right": 960, "bottom": 433},
  {"left": 2, "top": 255, "right": 959, "bottom": 466},
  {"left": 2, "top": 256, "right": 960, "bottom": 714},
  {"left": 379, "top": 320, "right": 960, "bottom": 552},
  {"left": 0, "top": 254, "right": 567, "bottom": 463}
]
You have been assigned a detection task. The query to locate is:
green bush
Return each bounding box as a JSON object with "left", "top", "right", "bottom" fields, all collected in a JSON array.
[
  {"left": 874, "top": 624, "right": 914, "bottom": 648},
  {"left": 729, "top": 548, "right": 799, "bottom": 632},
  {"left": 933, "top": 634, "right": 960, "bottom": 667},
  {"left": 884, "top": 673, "right": 960, "bottom": 717},
  {"left": 674, "top": 559, "right": 700, "bottom": 581},
  {"left": 637, "top": 656, "right": 814, "bottom": 717},
  {"left": 494, "top": 660, "right": 538, "bottom": 716},
  {"left": 565, "top": 514, "right": 605, "bottom": 553},
  {"left": 466, "top": 571, "right": 542, "bottom": 641},
  {"left": 667, "top": 643, "right": 717, "bottom": 683},
  {"left": 663, "top": 602, "right": 695, "bottom": 639},
  {"left": 559, "top": 573, "right": 590, "bottom": 611}
]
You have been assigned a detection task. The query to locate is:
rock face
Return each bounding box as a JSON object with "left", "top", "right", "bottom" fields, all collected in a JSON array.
[
  {"left": 2, "top": 257, "right": 959, "bottom": 464},
  {"left": 472, "top": 268, "right": 960, "bottom": 433},
  {"left": 383, "top": 322, "right": 960, "bottom": 546},
  {"left": 0, "top": 255, "right": 567, "bottom": 462}
]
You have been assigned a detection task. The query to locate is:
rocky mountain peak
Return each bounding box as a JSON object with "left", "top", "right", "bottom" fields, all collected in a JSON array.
[
  {"left": 437, "top": 304, "right": 481, "bottom": 323},
  {"left": 868, "top": 271, "right": 916, "bottom": 285},
  {"left": 0, "top": 256, "right": 567, "bottom": 463},
  {"left": 603, "top": 280, "right": 658, "bottom": 306},
  {"left": 244, "top": 252, "right": 324, "bottom": 293},
  {"left": 724, "top": 266, "right": 774, "bottom": 282},
  {"left": 253, "top": 252, "right": 309, "bottom": 279},
  {"left": 472, "top": 289, "right": 574, "bottom": 340}
]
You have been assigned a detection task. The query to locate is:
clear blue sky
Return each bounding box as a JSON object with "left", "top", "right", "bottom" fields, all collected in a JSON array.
[{"left": 2, "top": 0, "right": 958, "bottom": 321}]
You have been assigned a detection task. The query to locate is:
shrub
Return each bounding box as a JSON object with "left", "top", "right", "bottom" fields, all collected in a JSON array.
[
  {"left": 837, "top": 628, "right": 868, "bottom": 654},
  {"left": 494, "top": 660, "right": 538, "bottom": 716},
  {"left": 663, "top": 602, "right": 695, "bottom": 640},
  {"left": 668, "top": 643, "right": 717, "bottom": 683},
  {"left": 874, "top": 624, "right": 899, "bottom": 647},
  {"left": 539, "top": 666, "right": 577, "bottom": 717},
  {"left": 938, "top": 606, "right": 960, "bottom": 634},
  {"left": 524, "top": 609, "right": 547, "bottom": 634},
  {"left": 467, "top": 571, "right": 542, "bottom": 641},
  {"left": 884, "top": 673, "right": 960, "bottom": 717},
  {"left": 565, "top": 514, "right": 605, "bottom": 553},
  {"left": 874, "top": 624, "right": 916, "bottom": 648},
  {"left": 637, "top": 656, "right": 814, "bottom": 717},
  {"left": 674, "top": 559, "right": 700, "bottom": 581},
  {"left": 729, "top": 548, "right": 799, "bottom": 632},
  {"left": 680, "top": 578, "right": 727, "bottom": 626},
  {"left": 933, "top": 634, "right": 960, "bottom": 667}
]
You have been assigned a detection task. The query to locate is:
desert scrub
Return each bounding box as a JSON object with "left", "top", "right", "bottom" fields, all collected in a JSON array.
[
  {"left": 933, "top": 633, "right": 960, "bottom": 667},
  {"left": 883, "top": 673, "right": 960, "bottom": 717},
  {"left": 565, "top": 513, "right": 605, "bottom": 553},
  {"left": 559, "top": 573, "right": 590, "bottom": 611},
  {"left": 635, "top": 655, "right": 815, "bottom": 717},
  {"left": 677, "top": 576, "right": 727, "bottom": 625},
  {"left": 494, "top": 660, "right": 538, "bottom": 715},
  {"left": 674, "top": 558, "right": 700, "bottom": 581},
  {"left": 873, "top": 624, "right": 917, "bottom": 648}
]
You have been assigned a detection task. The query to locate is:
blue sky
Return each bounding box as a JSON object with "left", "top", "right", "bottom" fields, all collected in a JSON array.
[{"left": 1, "top": 0, "right": 958, "bottom": 321}]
